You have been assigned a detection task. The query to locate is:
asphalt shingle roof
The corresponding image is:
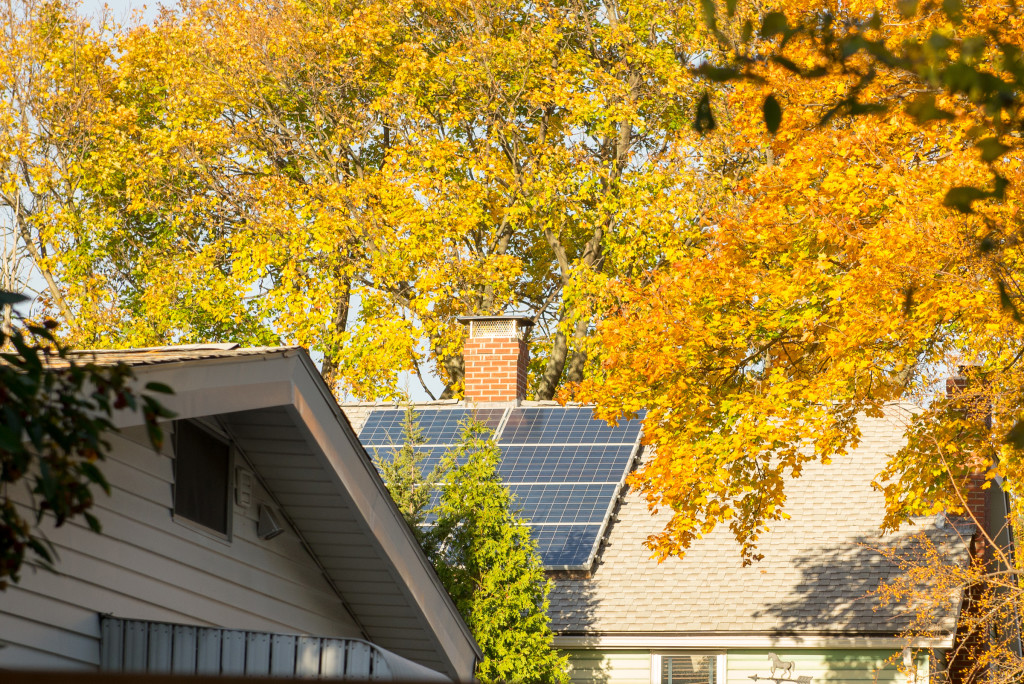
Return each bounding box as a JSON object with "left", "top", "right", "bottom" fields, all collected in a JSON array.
[
  {"left": 548, "top": 405, "right": 971, "bottom": 638},
  {"left": 59, "top": 344, "right": 302, "bottom": 366}
]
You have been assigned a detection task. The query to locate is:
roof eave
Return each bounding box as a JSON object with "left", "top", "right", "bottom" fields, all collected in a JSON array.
[{"left": 101, "top": 349, "right": 481, "bottom": 680}]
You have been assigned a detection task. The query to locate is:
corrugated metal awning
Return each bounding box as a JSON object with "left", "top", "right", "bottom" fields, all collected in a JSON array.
[{"left": 100, "top": 617, "right": 449, "bottom": 681}]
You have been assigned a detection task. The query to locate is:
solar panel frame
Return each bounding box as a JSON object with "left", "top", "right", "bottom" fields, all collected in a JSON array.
[
  {"left": 499, "top": 406, "right": 643, "bottom": 445},
  {"left": 531, "top": 523, "right": 605, "bottom": 567},
  {"left": 497, "top": 444, "right": 638, "bottom": 483},
  {"left": 360, "top": 407, "right": 507, "bottom": 446},
  {"left": 366, "top": 445, "right": 452, "bottom": 474},
  {"left": 358, "top": 404, "right": 644, "bottom": 570},
  {"left": 507, "top": 483, "right": 620, "bottom": 525}
]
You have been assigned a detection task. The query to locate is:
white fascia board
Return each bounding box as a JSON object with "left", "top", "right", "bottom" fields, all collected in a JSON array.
[
  {"left": 553, "top": 634, "right": 953, "bottom": 650},
  {"left": 287, "top": 354, "right": 481, "bottom": 683},
  {"left": 107, "top": 351, "right": 300, "bottom": 428}
]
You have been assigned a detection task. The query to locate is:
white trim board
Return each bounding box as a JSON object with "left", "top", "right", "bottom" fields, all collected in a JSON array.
[{"left": 554, "top": 634, "right": 953, "bottom": 649}]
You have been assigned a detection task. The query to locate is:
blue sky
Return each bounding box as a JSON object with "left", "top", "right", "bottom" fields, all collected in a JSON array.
[{"left": 80, "top": 0, "right": 159, "bottom": 25}]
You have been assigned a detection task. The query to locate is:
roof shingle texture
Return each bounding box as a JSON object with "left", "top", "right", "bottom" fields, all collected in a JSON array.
[
  {"left": 549, "top": 406, "right": 970, "bottom": 638},
  {"left": 58, "top": 344, "right": 302, "bottom": 367}
]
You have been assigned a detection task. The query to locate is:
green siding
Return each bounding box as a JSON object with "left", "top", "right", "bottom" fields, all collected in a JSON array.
[
  {"left": 563, "top": 649, "right": 651, "bottom": 684},
  {"left": 727, "top": 650, "right": 927, "bottom": 684}
]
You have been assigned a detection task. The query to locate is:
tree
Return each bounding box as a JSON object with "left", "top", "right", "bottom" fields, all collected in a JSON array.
[
  {"left": 567, "top": 0, "right": 1024, "bottom": 564},
  {"left": 375, "top": 415, "right": 568, "bottom": 683},
  {"left": 561, "top": 2, "right": 1024, "bottom": 679},
  {"left": 0, "top": 0, "right": 118, "bottom": 322},
  {"left": 12, "top": 0, "right": 728, "bottom": 401},
  {"left": 0, "top": 291, "right": 172, "bottom": 589},
  {"left": 370, "top": 405, "right": 447, "bottom": 543},
  {"left": 426, "top": 424, "right": 569, "bottom": 684}
]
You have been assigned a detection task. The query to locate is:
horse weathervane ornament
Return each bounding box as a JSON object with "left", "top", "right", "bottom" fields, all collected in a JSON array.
[
  {"left": 768, "top": 653, "right": 793, "bottom": 678},
  {"left": 747, "top": 652, "right": 812, "bottom": 683}
]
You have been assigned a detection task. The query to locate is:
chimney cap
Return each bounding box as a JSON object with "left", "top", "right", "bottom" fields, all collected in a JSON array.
[{"left": 457, "top": 315, "right": 535, "bottom": 327}]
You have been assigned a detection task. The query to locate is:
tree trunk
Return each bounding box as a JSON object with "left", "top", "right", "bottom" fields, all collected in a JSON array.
[
  {"left": 563, "top": 316, "right": 590, "bottom": 384},
  {"left": 319, "top": 277, "right": 351, "bottom": 392},
  {"left": 439, "top": 353, "right": 465, "bottom": 400},
  {"left": 535, "top": 326, "right": 568, "bottom": 401}
]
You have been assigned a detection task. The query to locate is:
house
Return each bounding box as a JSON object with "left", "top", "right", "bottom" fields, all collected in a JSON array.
[
  {"left": 344, "top": 316, "right": 977, "bottom": 684},
  {"left": 0, "top": 345, "right": 480, "bottom": 681}
]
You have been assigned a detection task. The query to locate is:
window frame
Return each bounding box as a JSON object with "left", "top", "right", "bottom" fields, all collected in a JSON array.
[
  {"left": 651, "top": 652, "right": 726, "bottom": 684},
  {"left": 171, "top": 418, "right": 235, "bottom": 543}
]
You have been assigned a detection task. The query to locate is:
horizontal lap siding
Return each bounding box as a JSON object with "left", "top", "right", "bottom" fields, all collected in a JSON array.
[
  {"left": 565, "top": 650, "right": 651, "bottom": 684},
  {"left": 727, "top": 650, "right": 923, "bottom": 684},
  {"left": 0, "top": 428, "right": 361, "bottom": 672}
]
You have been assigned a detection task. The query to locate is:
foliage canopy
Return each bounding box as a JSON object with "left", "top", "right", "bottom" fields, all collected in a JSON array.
[
  {"left": 2, "top": 0, "right": 718, "bottom": 401},
  {"left": 570, "top": 0, "right": 1024, "bottom": 565}
]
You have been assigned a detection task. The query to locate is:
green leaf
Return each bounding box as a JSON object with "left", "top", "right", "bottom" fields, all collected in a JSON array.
[
  {"left": 0, "top": 290, "right": 28, "bottom": 306},
  {"left": 692, "top": 92, "right": 716, "bottom": 134},
  {"left": 725, "top": 0, "right": 737, "bottom": 16},
  {"left": 770, "top": 56, "right": 803, "bottom": 74},
  {"left": 896, "top": 0, "right": 919, "bottom": 18},
  {"left": 961, "top": 36, "right": 986, "bottom": 61},
  {"left": 79, "top": 462, "right": 111, "bottom": 495},
  {"left": 27, "top": 537, "right": 54, "bottom": 565},
  {"left": 741, "top": 19, "right": 753, "bottom": 43},
  {"left": 144, "top": 381, "right": 174, "bottom": 395},
  {"left": 943, "top": 186, "right": 987, "bottom": 213},
  {"left": 998, "top": 281, "right": 1023, "bottom": 322},
  {"left": 0, "top": 424, "right": 23, "bottom": 453},
  {"left": 761, "top": 12, "right": 788, "bottom": 39},
  {"left": 763, "top": 95, "right": 782, "bottom": 135},
  {"left": 700, "top": 0, "right": 717, "bottom": 32},
  {"left": 695, "top": 64, "right": 741, "bottom": 82},
  {"left": 1006, "top": 419, "right": 1024, "bottom": 449},
  {"left": 942, "top": 0, "right": 964, "bottom": 23},
  {"left": 976, "top": 137, "right": 1010, "bottom": 162},
  {"left": 928, "top": 32, "right": 954, "bottom": 53},
  {"left": 905, "top": 93, "right": 955, "bottom": 124},
  {"left": 84, "top": 512, "right": 103, "bottom": 534},
  {"left": 902, "top": 286, "right": 917, "bottom": 315}
]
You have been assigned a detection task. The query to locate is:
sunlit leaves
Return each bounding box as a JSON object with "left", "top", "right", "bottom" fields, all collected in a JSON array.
[
  {"left": 21, "top": 0, "right": 714, "bottom": 402},
  {"left": 578, "top": 0, "right": 1024, "bottom": 567}
]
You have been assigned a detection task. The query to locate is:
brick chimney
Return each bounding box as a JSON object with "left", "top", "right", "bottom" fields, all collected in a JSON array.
[
  {"left": 945, "top": 372, "right": 997, "bottom": 561},
  {"left": 458, "top": 316, "right": 533, "bottom": 403}
]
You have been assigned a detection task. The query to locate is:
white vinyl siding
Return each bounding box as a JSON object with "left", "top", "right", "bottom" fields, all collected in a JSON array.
[
  {"left": 564, "top": 649, "right": 927, "bottom": 684},
  {"left": 0, "top": 426, "right": 361, "bottom": 671},
  {"left": 564, "top": 650, "right": 652, "bottom": 684},
  {"left": 726, "top": 650, "right": 927, "bottom": 684}
]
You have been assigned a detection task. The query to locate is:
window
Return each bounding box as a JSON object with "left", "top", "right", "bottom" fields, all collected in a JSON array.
[
  {"left": 661, "top": 654, "right": 717, "bottom": 684},
  {"left": 174, "top": 420, "right": 231, "bottom": 536}
]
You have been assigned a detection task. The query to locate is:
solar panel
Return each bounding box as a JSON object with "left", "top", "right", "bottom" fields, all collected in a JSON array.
[
  {"left": 531, "top": 524, "right": 603, "bottom": 567},
  {"left": 359, "top": 404, "right": 643, "bottom": 570},
  {"left": 367, "top": 445, "right": 451, "bottom": 474},
  {"left": 497, "top": 444, "right": 637, "bottom": 483},
  {"left": 500, "top": 407, "right": 642, "bottom": 444},
  {"left": 360, "top": 408, "right": 505, "bottom": 446},
  {"left": 508, "top": 483, "right": 618, "bottom": 525}
]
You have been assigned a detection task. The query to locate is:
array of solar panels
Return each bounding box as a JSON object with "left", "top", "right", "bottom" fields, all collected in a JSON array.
[{"left": 359, "top": 406, "right": 643, "bottom": 569}]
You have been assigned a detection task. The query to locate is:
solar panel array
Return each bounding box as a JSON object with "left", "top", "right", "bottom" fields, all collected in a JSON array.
[{"left": 359, "top": 405, "right": 643, "bottom": 569}]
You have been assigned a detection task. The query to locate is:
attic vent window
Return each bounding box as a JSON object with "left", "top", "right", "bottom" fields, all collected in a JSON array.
[
  {"left": 469, "top": 319, "right": 518, "bottom": 339},
  {"left": 174, "top": 420, "right": 231, "bottom": 536}
]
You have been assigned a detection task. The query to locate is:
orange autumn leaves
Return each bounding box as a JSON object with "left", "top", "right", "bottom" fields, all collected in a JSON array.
[{"left": 572, "top": 0, "right": 1024, "bottom": 562}]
